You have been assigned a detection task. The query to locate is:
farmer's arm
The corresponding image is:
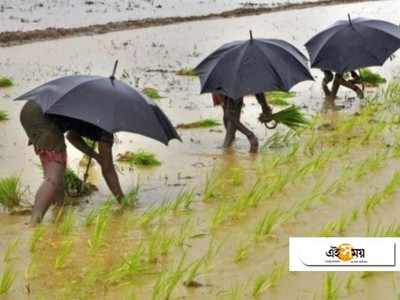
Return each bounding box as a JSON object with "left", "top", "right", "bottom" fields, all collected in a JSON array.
[
  {"left": 66, "top": 131, "right": 100, "bottom": 162},
  {"left": 98, "top": 141, "right": 124, "bottom": 201},
  {"left": 255, "top": 93, "right": 273, "bottom": 123}
]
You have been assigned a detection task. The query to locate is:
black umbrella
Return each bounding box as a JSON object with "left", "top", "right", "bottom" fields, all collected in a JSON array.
[
  {"left": 305, "top": 15, "right": 400, "bottom": 73},
  {"left": 194, "top": 31, "right": 313, "bottom": 100},
  {"left": 15, "top": 62, "right": 181, "bottom": 145}
]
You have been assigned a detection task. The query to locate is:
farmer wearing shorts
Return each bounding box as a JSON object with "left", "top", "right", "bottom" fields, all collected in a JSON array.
[{"left": 20, "top": 101, "right": 124, "bottom": 224}]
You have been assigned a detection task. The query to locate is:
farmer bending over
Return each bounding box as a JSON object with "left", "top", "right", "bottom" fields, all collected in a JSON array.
[
  {"left": 322, "top": 70, "right": 364, "bottom": 102},
  {"left": 212, "top": 93, "right": 273, "bottom": 153},
  {"left": 20, "top": 101, "right": 124, "bottom": 224}
]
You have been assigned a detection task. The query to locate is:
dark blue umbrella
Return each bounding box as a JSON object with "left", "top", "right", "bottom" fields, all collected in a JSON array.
[
  {"left": 305, "top": 16, "right": 400, "bottom": 73},
  {"left": 15, "top": 62, "right": 181, "bottom": 145},
  {"left": 194, "top": 31, "right": 313, "bottom": 100}
]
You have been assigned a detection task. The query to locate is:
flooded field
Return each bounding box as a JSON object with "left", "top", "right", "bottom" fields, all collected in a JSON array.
[{"left": 1, "top": 0, "right": 400, "bottom": 299}]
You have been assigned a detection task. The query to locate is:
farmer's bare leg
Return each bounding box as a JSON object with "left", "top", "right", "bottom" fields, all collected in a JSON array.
[
  {"left": 222, "top": 100, "right": 240, "bottom": 148},
  {"left": 322, "top": 71, "right": 334, "bottom": 98},
  {"left": 31, "top": 160, "right": 65, "bottom": 224},
  {"left": 224, "top": 101, "right": 258, "bottom": 152},
  {"left": 98, "top": 142, "right": 124, "bottom": 202},
  {"left": 340, "top": 73, "right": 364, "bottom": 99}
]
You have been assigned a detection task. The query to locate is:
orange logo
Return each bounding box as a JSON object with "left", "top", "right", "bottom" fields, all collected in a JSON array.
[{"left": 337, "top": 243, "right": 353, "bottom": 261}]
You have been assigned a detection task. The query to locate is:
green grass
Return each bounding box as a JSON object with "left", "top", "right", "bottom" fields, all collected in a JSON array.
[
  {"left": 0, "top": 176, "right": 24, "bottom": 211},
  {"left": 176, "top": 68, "right": 197, "bottom": 76},
  {"left": 0, "top": 111, "right": 8, "bottom": 121},
  {"left": 0, "top": 77, "right": 13, "bottom": 88},
  {"left": 266, "top": 91, "right": 295, "bottom": 106},
  {"left": 176, "top": 118, "right": 221, "bottom": 129},
  {"left": 253, "top": 209, "right": 282, "bottom": 241},
  {"left": 271, "top": 106, "right": 309, "bottom": 129},
  {"left": 143, "top": 87, "right": 162, "bottom": 100},
  {"left": 360, "top": 68, "right": 386, "bottom": 86},
  {"left": 117, "top": 151, "right": 161, "bottom": 167}
]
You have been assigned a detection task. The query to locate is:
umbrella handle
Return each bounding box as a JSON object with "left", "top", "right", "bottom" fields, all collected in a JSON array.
[{"left": 110, "top": 60, "right": 119, "bottom": 80}]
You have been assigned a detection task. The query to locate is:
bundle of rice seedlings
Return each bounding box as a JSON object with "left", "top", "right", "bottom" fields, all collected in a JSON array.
[
  {"left": 0, "top": 176, "right": 25, "bottom": 211},
  {"left": 142, "top": 87, "right": 162, "bottom": 100},
  {"left": 176, "top": 68, "right": 197, "bottom": 76},
  {"left": 0, "top": 111, "right": 8, "bottom": 121},
  {"left": 0, "top": 77, "right": 13, "bottom": 88},
  {"left": 359, "top": 68, "right": 386, "bottom": 86},
  {"left": 266, "top": 91, "right": 295, "bottom": 106},
  {"left": 269, "top": 106, "right": 309, "bottom": 129},
  {"left": 64, "top": 168, "right": 97, "bottom": 198},
  {"left": 117, "top": 150, "right": 161, "bottom": 166},
  {"left": 176, "top": 118, "right": 221, "bottom": 129}
]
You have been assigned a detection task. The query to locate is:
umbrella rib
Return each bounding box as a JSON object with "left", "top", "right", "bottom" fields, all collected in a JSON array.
[{"left": 231, "top": 42, "right": 252, "bottom": 99}]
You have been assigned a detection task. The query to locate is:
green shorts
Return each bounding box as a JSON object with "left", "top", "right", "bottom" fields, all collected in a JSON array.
[{"left": 20, "top": 101, "right": 66, "bottom": 152}]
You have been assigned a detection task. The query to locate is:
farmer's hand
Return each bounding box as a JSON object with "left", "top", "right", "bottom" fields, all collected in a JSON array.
[{"left": 258, "top": 111, "right": 273, "bottom": 124}]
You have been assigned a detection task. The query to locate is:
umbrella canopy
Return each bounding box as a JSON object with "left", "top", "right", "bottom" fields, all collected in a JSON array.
[
  {"left": 305, "top": 16, "right": 400, "bottom": 73},
  {"left": 15, "top": 74, "right": 181, "bottom": 145},
  {"left": 194, "top": 32, "right": 313, "bottom": 100}
]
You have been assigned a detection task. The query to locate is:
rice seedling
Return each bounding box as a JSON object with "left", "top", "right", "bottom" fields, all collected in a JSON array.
[
  {"left": 367, "top": 223, "right": 400, "bottom": 237},
  {"left": 262, "top": 130, "right": 299, "bottom": 152},
  {"left": 175, "top": 218, "right": 194, "bottom": 248},
  {"left": 87, "top": 203, "right": 111, "bottom": 253},
  {"left": 266, "top": 91, "right": 295, "bottom": 106},
  {"left": 170, "top": 189, "right": 195, "bottom": 212},
  {"left": 234, "top": 242, "right": 250, "bottom": 263},
  {"left": 120, "top": 183, "right": 140, "bottom": 208},
  {"left": 136, "top": 202, "right": 170, "bottom": 227},
  {"left": 364, "top": 171, "right": 400, "bottom": 214},
  {"left": 176, "top": 68, "right": 197, "bottom": 76},
  {"left": 57, "top": 208, "right": 76, "bottom": 236},
  {"left": 320, "top": 213, "right": 353, "bottom": 237},
  {"left": 143, "top": 87, "right": 162, "bottom": 99},
  {"left": 359, "top": 68, "right": 386, "bottom": 86},
  {"left": 0, "top": 77, "right": 13, "bottom": 88},
  {"left": 84, "top": 208, "right": 98, "bottom": 226},
  {"left": 203, "top": 171, "right": 221, "bottom": 202},
  {"left": 253, "top": 209, "right": 282, "bottom": 241},
  {"left": 323, "top": 273, "right": 339, "bottom": 300},
  {"left": 210, "top": 203, "right": 230, "bottom": 230},
  {"left": 229, "top": 167, "right": 243, "bottom": 186},
  {"left": 176, "top": 118, "right": 221, "bottom": 129},
  {"left": 3, "top": 239, "right": 19, "bottom": 263},
  {"left": 30, "top": 224, "right": 45, "bottom": 253},
  {"left": 54, "top": 240, "right": 73, "bottom": 269},
  {"left": 0, "top": 111, "right": 8, "bottom": 121},
  {"left": 270, "top": 106, "right": 309, "bottom": 129},
  {"left": 151, "top": 254, "right": 187, "bottom": 300},
  {"left": 147, "top": 225, "right": 174, "bottom": 263},
  {"left": 353, "top": 153, "right": 387, "bottom": 181},
  {"left": 0, "top": 265, "right": 15, "bottom": 295},
  {"left": 183, "top": 256, "right": 206, "bottom": 287},
  {"left": 108, "top": 243, "right": 146, "bottom": 284},
  {"left": 251, "top": 263, "right": 286, "bottom": 297},
  {"left": 0, "top": 176, "right": 25, "bottom": 211},
  {"left": 345, "top": 274, "right": 355, "bottom": 291},
  {"left": 384, "top": 82, "right": 400, "bottom": 105},
  {"left": 117, "top": 150, "right": 161, "bottom": 167}
]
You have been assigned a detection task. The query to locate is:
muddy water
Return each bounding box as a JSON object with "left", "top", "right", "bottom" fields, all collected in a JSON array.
[
  {"left": 0, "top": 0, "right": 400, "bottom": 299},
  {"left": 0, "top": 0, "right": 325, "bottom": 32}
]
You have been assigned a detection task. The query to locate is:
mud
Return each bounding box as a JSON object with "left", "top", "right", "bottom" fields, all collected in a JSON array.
[{"left": 0, "top": 0, "right": 377, "bottom": 47}]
